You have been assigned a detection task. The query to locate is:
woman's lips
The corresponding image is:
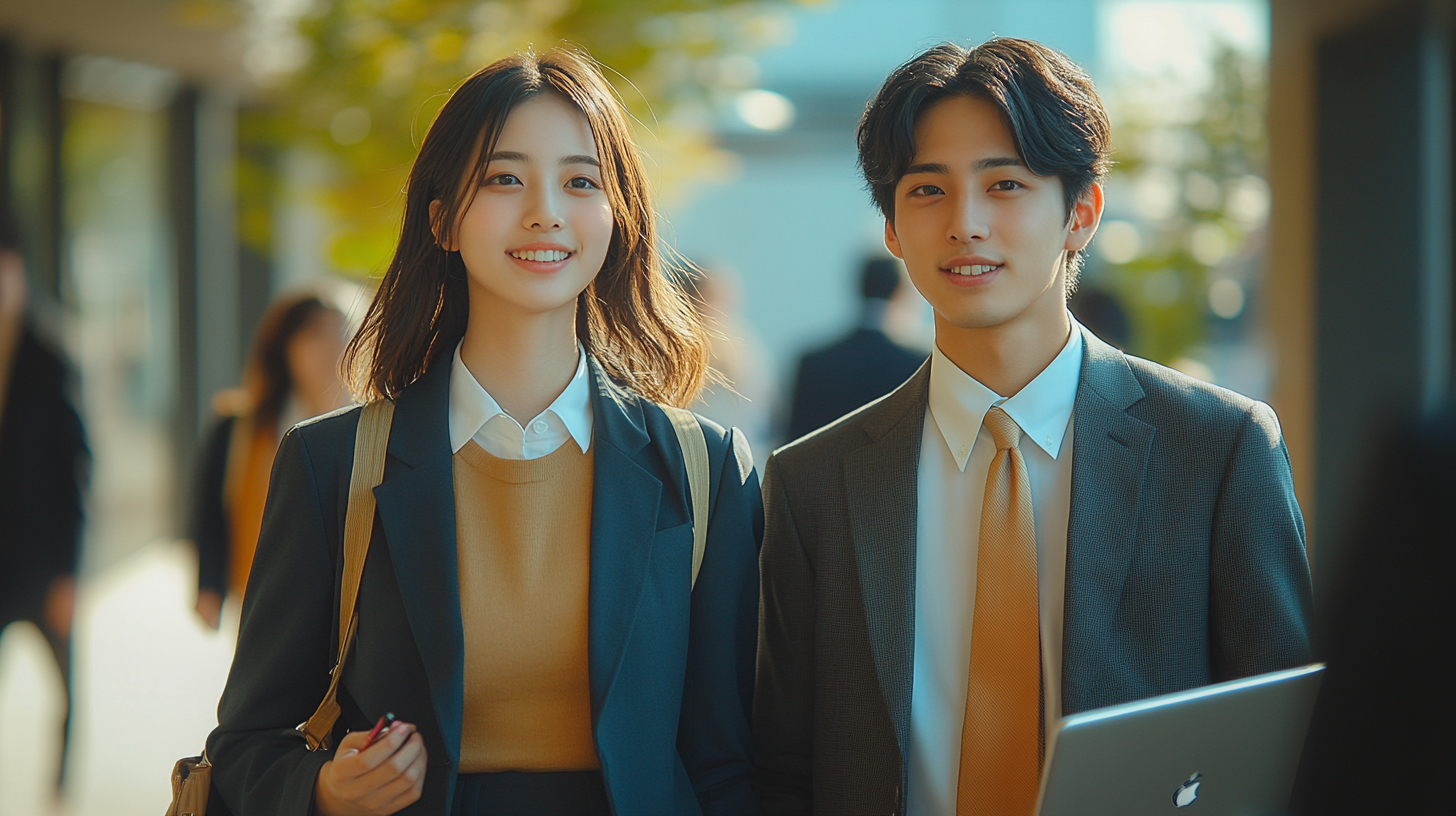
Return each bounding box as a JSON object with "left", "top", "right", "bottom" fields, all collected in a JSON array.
[{"left": 506, "top": 248, "right": 574, "bottom": 272}]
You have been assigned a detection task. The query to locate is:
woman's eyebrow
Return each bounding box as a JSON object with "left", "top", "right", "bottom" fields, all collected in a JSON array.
[{"left": 485, "top": 151, "right": 599, "bottom": 167}]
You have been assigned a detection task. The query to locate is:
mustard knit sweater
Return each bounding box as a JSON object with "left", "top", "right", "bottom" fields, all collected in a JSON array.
[{"left": 452, "top": 439, "right": 600, "bottom": 773}]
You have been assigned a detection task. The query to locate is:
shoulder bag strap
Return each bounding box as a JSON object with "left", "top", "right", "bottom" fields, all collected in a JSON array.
[
  {"left": 299, "top": 399, "right": 395, "bottom": 751},
  {"left": 662, "top": 405, "right": 710, "bottom": 590}
]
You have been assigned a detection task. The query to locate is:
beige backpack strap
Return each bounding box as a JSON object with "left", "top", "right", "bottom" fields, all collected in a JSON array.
[
  {"left": 662, "top": 405, "right": 710, "bottom": 590},
  {"left": 298, "top": 399, "right": 395, "bottom": 751}
]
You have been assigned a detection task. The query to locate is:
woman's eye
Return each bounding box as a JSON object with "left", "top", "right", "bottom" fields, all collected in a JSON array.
[
  {"left": 991, "top": 179, "right": 1024, "bottom": 192},
  {"left": 567, "top": 176, "right": 601, "bottom": 190},
  {"left": 487, "top": 173, "right": 521, "bottom": 186}
]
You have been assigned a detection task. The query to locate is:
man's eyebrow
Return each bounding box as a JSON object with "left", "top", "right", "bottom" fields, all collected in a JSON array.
[
  {"left": 903, "top": 157, "right": 1026, "bottom": 176},
  {"left": 972, "top": 156, "right": 1025, "bottom": 171},
  {"left": 903, "top": 162, "right": 948, "bottom": 176}
]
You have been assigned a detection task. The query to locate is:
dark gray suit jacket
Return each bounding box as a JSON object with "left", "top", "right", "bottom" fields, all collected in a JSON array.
[{"left": 753, "top": 325, "right": 1313, "bottom": 816}]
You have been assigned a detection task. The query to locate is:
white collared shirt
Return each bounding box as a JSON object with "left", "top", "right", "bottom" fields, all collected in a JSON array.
[
  {"left": 447, "top": 341, "right": 593, "bottom": 460},
  {"left": 906, "top": 319, "right": 1083, "bottom": 816}
]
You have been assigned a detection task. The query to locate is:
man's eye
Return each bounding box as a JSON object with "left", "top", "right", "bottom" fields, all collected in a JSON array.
[
  {"left": 991, "top": 179, "right": 1024, "bottom": 192},
  {"left": 567, "top": 176, "right": 600, "bottom": 190},
  {"left": 908, "top": 184, "right": 944, "bottom": 197}
]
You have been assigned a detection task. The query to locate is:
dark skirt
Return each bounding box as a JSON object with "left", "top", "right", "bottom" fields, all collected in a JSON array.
[{"left": 451, "top": 770, "right": 611, "bottom": 816}]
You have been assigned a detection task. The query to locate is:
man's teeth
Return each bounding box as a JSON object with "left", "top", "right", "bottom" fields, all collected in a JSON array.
[
  {"left": 511, "top": 249, "right": 570, "bottom": 262},
  {"left": 950, "top": 264, "right": 1000, "bottom": 276}
]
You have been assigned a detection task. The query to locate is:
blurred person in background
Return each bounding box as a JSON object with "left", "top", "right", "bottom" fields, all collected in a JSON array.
[
  {"left": 208, "top": 49, "right": 761, "bottom": 816},
  {"left": 191, "top": 292, "right": 350, "bottom": 630},
  {"left": 0, "top": 210, "right": 90, "bottom": 792},
  {"left": 1068, "top": 286, "right": 1131, "bottom": 350},
  {"left": 1291, "top": 403, "right": 1455, "bottom": 816},
  {"left": 784, "top": 256, "right": 927, "bottom": 442},
  {"left": 682, "top": 263, "right": 779, "bottom": 461}
]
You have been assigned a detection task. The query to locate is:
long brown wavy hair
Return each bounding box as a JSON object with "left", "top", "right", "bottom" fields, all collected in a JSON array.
[{"left": 343, "top": 47, "right": 710, "bottom": 407}]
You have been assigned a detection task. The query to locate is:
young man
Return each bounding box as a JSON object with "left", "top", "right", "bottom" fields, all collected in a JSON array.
[{"left": 753, "top": 39, "right": 1312, "bottom": 816}]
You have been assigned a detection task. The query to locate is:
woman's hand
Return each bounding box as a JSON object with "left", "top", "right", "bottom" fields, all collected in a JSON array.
[{"left": 313, "top": 721, "right": 427, "bottom": 816}]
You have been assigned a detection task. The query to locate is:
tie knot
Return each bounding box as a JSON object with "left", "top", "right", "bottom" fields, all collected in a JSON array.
[{"left": 983, "top": 406, "right": 1021, "bottom": 451}]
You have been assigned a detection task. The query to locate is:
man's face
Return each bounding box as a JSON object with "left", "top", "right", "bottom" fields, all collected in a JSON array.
[{"left": 884, "top": 94, "right": 1099, "bottom": 331}]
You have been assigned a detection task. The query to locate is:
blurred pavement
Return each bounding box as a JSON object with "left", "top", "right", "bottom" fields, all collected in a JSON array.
[{"left": 0, "top": 539, "right": 235, "bottom": 816}]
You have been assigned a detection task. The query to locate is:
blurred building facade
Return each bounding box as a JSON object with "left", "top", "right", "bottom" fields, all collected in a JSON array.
[{"left": 1267, "top": 0, "right": 1455, "bottom": 593}]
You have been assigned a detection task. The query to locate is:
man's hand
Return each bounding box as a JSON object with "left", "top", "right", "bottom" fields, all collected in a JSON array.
[{"left": 313, "top": 721, "right": 427, "bottom": 816}]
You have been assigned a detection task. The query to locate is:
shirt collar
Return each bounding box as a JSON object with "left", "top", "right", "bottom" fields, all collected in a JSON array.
[
  {"left": 448, "top": 340, "right": 593, "bottom": 455},
  {"left": 928, "top": 317, "right": 1083, "bottom": 471}
]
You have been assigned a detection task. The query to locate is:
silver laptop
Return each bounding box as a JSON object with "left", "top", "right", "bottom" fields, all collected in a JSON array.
[{"left": 1036, "top": 663, "right": 1324, "bottom": 816}]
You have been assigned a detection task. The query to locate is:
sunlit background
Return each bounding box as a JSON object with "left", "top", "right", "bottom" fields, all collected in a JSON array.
[{"left": 0, "top": 0, "right": 1451, "bottom": 813}]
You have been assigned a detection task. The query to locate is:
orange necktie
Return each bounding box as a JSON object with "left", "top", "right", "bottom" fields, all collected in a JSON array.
[{"left": 957, "top": 406, "right": 1043, "bottom": 815}]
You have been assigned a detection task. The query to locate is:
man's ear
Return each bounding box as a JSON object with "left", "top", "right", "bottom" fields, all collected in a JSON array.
[
  {"left": 884, "top": 219, "right": 904, "bottom": 260},
  {"left": 428, "top": 200, "right": 457, "bottom": 251},
  {"left": 1064, "top": 181, "right": 1104, "bottom": 254}
]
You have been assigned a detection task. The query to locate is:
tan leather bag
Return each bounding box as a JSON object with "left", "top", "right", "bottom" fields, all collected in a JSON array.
[{"left": 165, "top": 399, "right": 396, "bottom": 816}]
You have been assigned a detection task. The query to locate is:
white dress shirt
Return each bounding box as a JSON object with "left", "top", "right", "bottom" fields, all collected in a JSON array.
[
  {"left": 447, "top": 341, "right": 593, "bottom": 460},
  {"left": 906, "top": 320, "right": 1083, "bottom": 816}
]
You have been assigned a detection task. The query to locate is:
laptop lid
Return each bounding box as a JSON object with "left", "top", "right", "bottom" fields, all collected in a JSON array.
[{"left": 1036, "top": 664, "right": 1324, "bottom": 816}]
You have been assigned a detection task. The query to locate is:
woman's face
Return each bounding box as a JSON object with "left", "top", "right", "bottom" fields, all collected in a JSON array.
[
  {"left": 442, "top": 93, "right": 614, "bottom": 320},
  {"left": 286, "top": 309, "right": 347, "bottom": 407}
]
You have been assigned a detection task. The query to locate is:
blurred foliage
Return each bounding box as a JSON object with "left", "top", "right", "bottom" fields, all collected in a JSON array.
[
  {"left": 239, "top": 0, "right": 815, "bottom": 277},
  {"left": 1092, "top": 44, "right": 1269, "bottom": 365}
]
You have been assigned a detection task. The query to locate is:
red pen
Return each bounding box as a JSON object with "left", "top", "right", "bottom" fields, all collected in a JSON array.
[{"left": 363, "top": 713, "right": 395, "bottom": 748}]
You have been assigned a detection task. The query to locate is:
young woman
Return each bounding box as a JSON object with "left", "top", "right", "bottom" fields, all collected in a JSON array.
[
  {"left": 206, "top": 49, "right": 762, "bottom": 816},
  {"left": 192, "top": 292, "right": 349, "bottom": 630}
]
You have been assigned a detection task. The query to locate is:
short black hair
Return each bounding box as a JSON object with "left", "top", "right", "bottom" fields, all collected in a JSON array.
[
  {"left": 857, "top": 38, "right": 1112, "bottom": 282},
  {"left": 860, "top": 256, "right": 902, "bottom": 301}
]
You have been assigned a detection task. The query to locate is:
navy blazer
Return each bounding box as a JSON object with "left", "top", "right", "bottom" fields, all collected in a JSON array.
[{"left": 208, "top": 356, "right": 763, "bottom": 815}]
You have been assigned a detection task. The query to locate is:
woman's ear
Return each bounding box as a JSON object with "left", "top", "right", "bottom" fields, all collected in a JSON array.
[{"left": 428, "top": 200, "right": 457, "bottom": 251}]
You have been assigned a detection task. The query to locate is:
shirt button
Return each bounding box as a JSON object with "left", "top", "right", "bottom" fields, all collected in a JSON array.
[{"left": 531, "top": 420, "right": 548, "bottom": 434}]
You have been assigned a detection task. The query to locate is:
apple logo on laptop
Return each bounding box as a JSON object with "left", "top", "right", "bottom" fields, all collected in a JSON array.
[{"left": 1173, "top": 772, "right": 1202, "bottom": 808}]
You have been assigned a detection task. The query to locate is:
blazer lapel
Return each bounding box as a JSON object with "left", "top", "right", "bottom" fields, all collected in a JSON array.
[
  {"left": 1062, "top": 326, "right": 1155, "bottom": 715},
  {"left": 844, "top": 361, "right": 930, "bottom": 763},
  {"left": 584, "top": 362, "right": 662, "bottom": 718},
  {"left": 370, "top": 360, "right": 465, "bottom": 765}
]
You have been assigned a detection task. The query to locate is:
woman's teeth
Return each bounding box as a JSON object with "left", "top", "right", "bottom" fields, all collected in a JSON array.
[
  {"left": 949, "top": 264, "right": 1000, "bottom": 276},
  {"left": 511, "top": 249, "right": 570, "bottom": 262}
]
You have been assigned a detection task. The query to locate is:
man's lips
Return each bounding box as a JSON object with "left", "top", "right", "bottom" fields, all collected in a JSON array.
[
  {"left": 941, "top": 256, "right": 1003, "bottom": 277},
  {"left": 939, "top": 259, "right": 1004, "bottom": 286}
]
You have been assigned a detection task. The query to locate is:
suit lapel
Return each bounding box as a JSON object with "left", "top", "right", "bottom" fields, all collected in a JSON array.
[
  {"left": 583, "top": 363, "right": 662, "bottom": 719},
  {"left": 844, "top": 362, "right": 930, "bottom": 762},
  {"left": 370, "top": 360, "right": 465, "bottom": 765},
  {"left": 1062, "top": 327, "right": 1154, "bottom": 714}
]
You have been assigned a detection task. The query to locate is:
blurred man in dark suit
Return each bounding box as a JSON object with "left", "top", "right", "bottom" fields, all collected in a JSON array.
[
  {"left": 1292, "top": 403, "right": 1454, "bottom": 816},
  {"left": 0, "top": 212, "right": 89, "bottom": 792},
  {"left": 784, "top": 256, "right": 926, "bottom": 441}
]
